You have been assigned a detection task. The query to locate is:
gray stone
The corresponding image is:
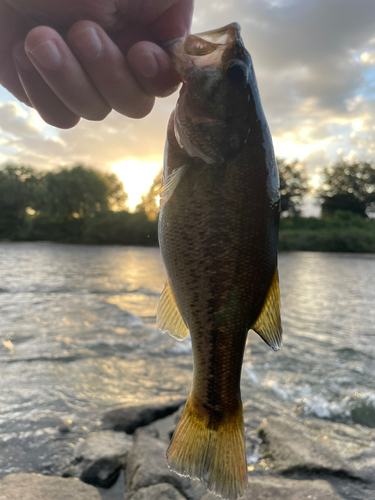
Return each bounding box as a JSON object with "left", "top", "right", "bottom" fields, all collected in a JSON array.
[
  {"left": 102, "top": 399, "right": 186, "bottom": 434},
  {"left": 74, "top": 430, "right": 133, "bottom": 463},
  {"left": 130, "top": 483, "right": 187, "bottom": 500},
  {"left": 134, "top": 423, "right": 160, "bottom": 439},
  {"left": 98, "top": 469, "right": 125, "bottom": 500},
  {"left": 80, "top": 456, "right": 123, "bottom": 488},
  {"left": 67, "top": 430, "right": 133, "bottom": 488},
  {"left": 0, "top": 473, "right": 101, "bottom": 500},
  {"left": 58, "top": 419, "right": 73, "bottom": 433},
  {"left": 126, "top": 433, "right": 206, "bottom": 500},
  {"left": 258, "top": 416, "right": 358, "bottom": 478},
  {"left": 202, "top": 477, "right": 343, "bottom": 500}
]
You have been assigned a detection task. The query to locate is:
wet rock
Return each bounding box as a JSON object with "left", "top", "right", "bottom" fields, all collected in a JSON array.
[
  {"left": 351, "top": 401, "right": 375, "bottom": 428},
  {"left": 130, "top": 483, "right": 187, "bottom": 500},
  {"left": 68, "top": 430, "right": 132, "bottom": 488},
  {"left": 58, "top": 418, "right": 73, "bottom": 433},
  {"left": 74, "top": 430, "right": 133, "bottom": 463},
  {"left": 98, "top": 470, "right": 126, "bottom": 500},
  {"left": 202, "top": 477, "right": 343, "bottom": 500},
  {"left": 0, "top": 473, "right": 101, "bottom": 499},
  {"left": 126, "top": 432, "right": 206, "bottom": 500},
  {"left": 81, "top": 456, "right": 123, "bottom": 488},
  {"left": 134, "top": 423, "right": 160, "bottom": 439},
  {"left": 102, "top": 398, "right": 186, "bottom": 434},
  {"left": 258, "top": 416, "right": 358, "bottom": 478}
]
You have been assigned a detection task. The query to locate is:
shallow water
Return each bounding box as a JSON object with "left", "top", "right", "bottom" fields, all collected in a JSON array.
[{"left": 0, "top": 243, "right": 374, "bottom": 477}]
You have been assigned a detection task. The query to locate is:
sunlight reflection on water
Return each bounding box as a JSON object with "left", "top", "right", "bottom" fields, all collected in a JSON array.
[{"left": 0, "top": 243, "right": 374, "bottom": 477}]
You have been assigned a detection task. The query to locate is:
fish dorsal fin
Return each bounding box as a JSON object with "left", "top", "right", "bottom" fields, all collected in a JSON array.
[
  {"left": 251, "top": 269, "right": 282, "bottom": 351},
  {"left": 156, "top": 165, "right": 189, "bottom": 211},
  {"left": 157, "top": 280, "right": 189, "bottom": 341}
]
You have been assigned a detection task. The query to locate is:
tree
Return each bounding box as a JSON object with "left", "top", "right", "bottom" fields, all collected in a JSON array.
[
  {"left": 321, "top": 193, "right": 367, "bottom": 218},
  {"left": 35, "top": 165, "right": 127, "bottom": 221},
  {"left": 319, "top": 161, "right": 375, "bottom": 217},
  {"left": 103, "top": 171, "right": 128, "bottom": 210},
  {"left": 278, "top": 159, "right": 309, "bottom": 216},
  {"left": 0, "top": 164, "right": 40, "bottom": 236},
  {"left": 136, "top": 170, "right": 162, "bottom": 221}
]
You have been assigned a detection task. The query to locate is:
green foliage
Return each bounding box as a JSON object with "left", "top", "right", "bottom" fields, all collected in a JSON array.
[
  {"left": 136, "top": 170, "right": 162, "bottom": 221},
  {"left": 34, "top": 165, "right": 127, "bottom": 221},
  {"left": 1, "top": 162, "right": 374, "bottom": 253},
  {"left": 0, "top": 163, "right": 158, "bottom": 245},
  {"left": 279, "top": 212, "right": 375, "bottom": 253},
  {"left": 278, "top": 159, "right": 309, "bottom": 216},
  {"left": 83, "top": 211, "right": 158, "bottom": 245},
  {"left": 319, "top": 161, "right": 375, "bottom": 217},
  {"left": 0, "top": 164, "right": 40, "bottom": 237}
]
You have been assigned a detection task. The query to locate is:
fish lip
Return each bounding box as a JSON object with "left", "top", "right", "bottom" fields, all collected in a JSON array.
[
  {"left": 193, "top": 22, "right": 241, "bottom": 45},
  {"left": 163, "top": 23, "right": 245, "bottom": 78}
]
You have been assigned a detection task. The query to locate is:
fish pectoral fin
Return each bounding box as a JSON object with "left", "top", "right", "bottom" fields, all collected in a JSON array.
[
  {"left": 251, "top": 269, "right": 282, "bottom": 351},
  {"left": 157, "top": 280, "right": 189, "bottom": 341},
  {"left": 156, "top": 164, "right": 189, "bottom": 211}
]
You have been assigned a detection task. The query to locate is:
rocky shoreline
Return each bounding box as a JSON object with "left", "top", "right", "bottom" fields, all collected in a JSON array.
[{"left": 0, "top": 399, "right": 374, "bottom": 500}]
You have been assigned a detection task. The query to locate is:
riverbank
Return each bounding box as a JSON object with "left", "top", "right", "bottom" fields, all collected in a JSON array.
[
  {"left": 278, "top": 212, "right": 375, "bottom": 253},
  {"left": 2, "top": 211, "right": 375, "bottom": 253},
  {"left": 0, "top": 399, "right": 373, "bottom": 500}
]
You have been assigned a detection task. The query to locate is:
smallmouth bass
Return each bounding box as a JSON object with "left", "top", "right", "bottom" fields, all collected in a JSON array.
[{"left": 157, "top": 23, "right": 282, "bottom": 500}]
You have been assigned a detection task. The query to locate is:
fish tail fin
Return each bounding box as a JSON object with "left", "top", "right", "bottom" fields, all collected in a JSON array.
[{"left": 166, "top": 395, "right": 247, "bottom": 500}]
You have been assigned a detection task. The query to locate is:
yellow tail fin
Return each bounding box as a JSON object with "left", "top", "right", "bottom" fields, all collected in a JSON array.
[{"left": 166, "top": 396, "right": 247, "bottom": 500}]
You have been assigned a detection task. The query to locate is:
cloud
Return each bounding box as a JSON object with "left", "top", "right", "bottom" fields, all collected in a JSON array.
[
  {"left": 0, "top": 102, "right": 42, "bottom": 137},
  {"left": 2, "top": 0, "right": 375, "bottom": 205}
]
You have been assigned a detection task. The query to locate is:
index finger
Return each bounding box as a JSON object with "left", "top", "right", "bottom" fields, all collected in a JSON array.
[
  {"left": 150, "top": 0, "right": 194, "bottom": 40},
  {"left": 118, "top": 0, "right": 193, "bottom": 34}
]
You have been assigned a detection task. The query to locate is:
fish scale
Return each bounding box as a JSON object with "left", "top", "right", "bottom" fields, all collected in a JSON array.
[{"left": 157, "top": 23, "right": 282, "bottom": 500}]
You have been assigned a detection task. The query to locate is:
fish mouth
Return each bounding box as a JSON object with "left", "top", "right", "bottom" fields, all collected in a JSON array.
[{"left": 164, "top": 23, "right": 247, "bottom": 80}]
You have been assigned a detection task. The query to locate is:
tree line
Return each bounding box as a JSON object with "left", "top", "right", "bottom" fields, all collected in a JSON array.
[
  {"left": 0, "top": 164, "right": 157, "bottom": 244},
  {"left": 0, "top": 159, "right": 374, "bottom": 246}
]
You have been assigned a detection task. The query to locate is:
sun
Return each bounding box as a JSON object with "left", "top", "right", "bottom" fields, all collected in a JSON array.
[{"left": 111, "top": 158, "right": 162, "bottom": 211}]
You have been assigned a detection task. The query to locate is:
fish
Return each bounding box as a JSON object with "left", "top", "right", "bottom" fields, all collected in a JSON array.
[{"left": 157, "top": 23, "right": 282, "bottom": 500}]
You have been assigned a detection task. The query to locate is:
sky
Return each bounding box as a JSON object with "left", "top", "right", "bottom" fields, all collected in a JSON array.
[{"left": 1, "top": 0, "right": 375, "bottom": 213}]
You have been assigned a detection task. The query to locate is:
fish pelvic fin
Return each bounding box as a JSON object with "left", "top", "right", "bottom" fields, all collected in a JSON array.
[
  {"left": 167, "top": 395, "right": 247, "bottom": 500},
  {"left": 156, "top": 164, "right": 189, "bottom": 211},
  {"left": 157, "top": 280, "right": 189, "bottom": 340},
  {"left": 251, "top": 268, "right": 282, "bottom": 351}
]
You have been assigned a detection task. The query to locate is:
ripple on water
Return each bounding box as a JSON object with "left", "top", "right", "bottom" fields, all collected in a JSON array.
[{"left": 1, "top": 244, "right": 375, "bottom": 479}]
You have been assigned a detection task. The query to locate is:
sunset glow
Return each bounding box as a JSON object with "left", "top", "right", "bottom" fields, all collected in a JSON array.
[{"left": 111, "top": 158, "right": 162, "bottom": 211}]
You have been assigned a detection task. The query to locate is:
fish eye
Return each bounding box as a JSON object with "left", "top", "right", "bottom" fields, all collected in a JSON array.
[{"left": 225, "top": 61, "right": 248, "bottom": 85}]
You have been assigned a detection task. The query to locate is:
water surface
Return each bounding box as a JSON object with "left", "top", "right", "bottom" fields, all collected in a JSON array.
[{"left": 0, "top": 243, "right": 374, "bottom": 477}]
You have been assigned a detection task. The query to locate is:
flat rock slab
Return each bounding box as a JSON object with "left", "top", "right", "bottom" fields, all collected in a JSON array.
[
  {"left": 102, "top": 399, "right": 186, "bottom": 433},
  {"left": 126, "top": 433, "right": 206, "bottom": 500},
  {"left": 0, "top": 473, "right": 101, "bottom": 500},
  {"left": 258, "top": 416, "right": 358, "bottom": 478},
  {"left": 74, "top": 430, "right": 133, "bottom": 463},
  {"left": 202, "top": 477, "right": 343, "bottom": 500},
  {"left": 130, "top": 483, "right": 187, "bottom": 500}
]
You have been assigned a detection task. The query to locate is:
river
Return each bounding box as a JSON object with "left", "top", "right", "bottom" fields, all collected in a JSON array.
[{"left": 0, "top": 242, "right": 374, "bottom": 479}]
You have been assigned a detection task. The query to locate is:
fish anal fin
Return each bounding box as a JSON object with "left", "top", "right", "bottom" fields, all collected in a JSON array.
[
  {"left": 157, "top": 280, "right": 189, "bottom": 341},
  {"left": 251, "top": 269, "right": 282, "bottom": 351},
  {"left": 167, "top": 395, "right": 247, "bottom": 500}
]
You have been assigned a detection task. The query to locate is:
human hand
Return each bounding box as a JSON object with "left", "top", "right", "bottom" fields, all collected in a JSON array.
[{"left": 0, "top": 0, "right": 193, "bottom": 128}]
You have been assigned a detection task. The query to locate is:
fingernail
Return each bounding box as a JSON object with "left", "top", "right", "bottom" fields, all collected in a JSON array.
[
  {"left": 27, "top": 40, "right": 62, "bottom": 70},
  {"left": 13, "top": 44, "right": 34, "bottom": 71},
  {"left": 138, "top": 51, "right": 159, "bottom": 79},
  {"left": 74, "top": 27, "right": 103, "bottom": 61}
]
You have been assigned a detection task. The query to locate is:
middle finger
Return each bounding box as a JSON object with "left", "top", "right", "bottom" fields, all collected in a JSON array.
[{"left": 25, "top": 26, "right": 111, "bottom": 121}]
